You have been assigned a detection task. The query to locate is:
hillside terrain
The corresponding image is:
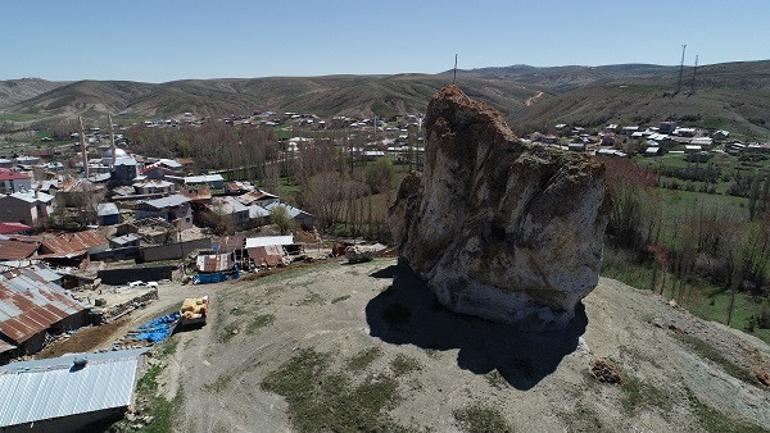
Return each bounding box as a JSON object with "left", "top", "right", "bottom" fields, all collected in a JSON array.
[
  {"left": 132, "top": 259, "right": 770, "bottom": 433},
  {"left": 0, "top": 78, "right": 66, "bottom": 108},
  {"left": 1, "top": 60, "right": 770, "bottom": 137}
]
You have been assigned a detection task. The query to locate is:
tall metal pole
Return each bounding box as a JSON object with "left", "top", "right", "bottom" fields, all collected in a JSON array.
[
  {"left": 453, "top": 54, "right": 458, "bottom": 84},
  {"left": 79, "top": 116, "right": 89, "bottom": 178},
  {"left": 677, "top": 44, "right": 687, "bottom": 93},
  {"left": 690, "top": 55, "right": 699, "bottom": 94}
]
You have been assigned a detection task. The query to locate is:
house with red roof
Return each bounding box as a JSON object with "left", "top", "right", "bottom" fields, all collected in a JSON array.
[{"left": 0, "top": 169, "right": 31, "bottom": 194}]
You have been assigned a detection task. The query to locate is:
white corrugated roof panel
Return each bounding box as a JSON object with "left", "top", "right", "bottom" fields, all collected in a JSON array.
[
  {"left": 0, "top": 348, "right": 146, "bottom": 427},
  {"left": 245, "top": 235, "right": 294, "bottom": 249}
]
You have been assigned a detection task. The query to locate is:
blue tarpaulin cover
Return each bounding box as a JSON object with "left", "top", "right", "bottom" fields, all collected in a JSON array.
[{"left": 128, "top": 312, "right": 180, "bottom": 343}]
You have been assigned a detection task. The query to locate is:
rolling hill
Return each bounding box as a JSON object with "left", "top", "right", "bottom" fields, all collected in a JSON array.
[
  {"left": 0, "top": 78, "right": 67, "bottom": 108},
  {"left": 1, "top": 60, "right": 769, "bottom": 137}
]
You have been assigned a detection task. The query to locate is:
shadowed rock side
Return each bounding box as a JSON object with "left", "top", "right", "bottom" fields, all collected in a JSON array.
[{"left": 390, "top": 85, "right": 609, "bottom": 329}]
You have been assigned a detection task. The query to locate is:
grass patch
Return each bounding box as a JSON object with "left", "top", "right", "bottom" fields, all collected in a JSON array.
[
  {"left": 686, "top": 387, "right": 768, "bottom": 433},
  {"left": 620, "top": 375, "right": 674, "bottom": 414},
  {"left": 219, "top": 322, "right": 241, "bottom": 343},
  {"left": 453, "top": 404, "right": 514, "bottom": 433},
  {"left": 347, "top": 347, "right": 383, "bottom": 371},
  {"left": 246, "top": 314, "right": 275, "bottom": 334},
  {"left": 331, "top": 295, "right": 351, "bottom": 304},
  {"left": 261, "top": 348, "right": 410, "bottom": 433},
  {"left": 674, "top": 334, "right": 759, "bottom": 386},
  {"left": 389, "top": 354, "right": 422, "bottom": 377},
  {"left": 129, "top": 338, "right": 184, "bottom": 433}
]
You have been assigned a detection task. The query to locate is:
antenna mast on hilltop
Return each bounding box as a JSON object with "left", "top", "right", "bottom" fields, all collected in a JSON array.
[
  {"left": 690, "top": 55, "right": 699, "bottom": 94},
  {"left": 677, "top": 44, "right": 687, "bottom": 93},
  {"left": 453, "top": 54, "right": 458, "bottom": 84}
]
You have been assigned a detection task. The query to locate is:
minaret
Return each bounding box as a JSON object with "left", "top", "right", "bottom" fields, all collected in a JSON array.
[{"left": 79, "top": 116, "right": 89, "bottom": 177}]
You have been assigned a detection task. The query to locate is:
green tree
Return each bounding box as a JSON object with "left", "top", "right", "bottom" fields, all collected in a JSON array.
[{"left": 270, "top": 205, "right": 294, "bottom": 235}]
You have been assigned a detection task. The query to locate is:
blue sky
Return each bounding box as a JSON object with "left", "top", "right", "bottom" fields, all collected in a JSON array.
[{"left": 1, "top": 0, "right": 768, "bottom": 82}]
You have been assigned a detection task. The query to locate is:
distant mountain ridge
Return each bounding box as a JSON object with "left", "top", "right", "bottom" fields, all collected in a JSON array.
[{"left": 2, "top": 60, "right": 769, "bottom": 137}]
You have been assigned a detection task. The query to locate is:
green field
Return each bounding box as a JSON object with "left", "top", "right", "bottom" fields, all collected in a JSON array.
[{"left": 0, "top": 113, "right": 41, "bottom": 122}]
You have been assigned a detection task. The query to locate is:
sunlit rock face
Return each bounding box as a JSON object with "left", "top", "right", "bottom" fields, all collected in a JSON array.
[{"left": 390, "top": 85, "right": 609, "bottom": 330}]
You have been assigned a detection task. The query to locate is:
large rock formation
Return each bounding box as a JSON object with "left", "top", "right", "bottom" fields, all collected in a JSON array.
[{"left": 390, "top": 85, "right": 609, "bottom": 330}]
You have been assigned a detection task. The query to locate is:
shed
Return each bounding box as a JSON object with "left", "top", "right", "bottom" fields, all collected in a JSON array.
[
  {"left": 97, "top": 202, "right": 120, "bottom": 226},
  {"left": 0, "top": 348, "right": 147, "bottom": 433},
  {"left": 0, "top": 267, "right": 88, "bottom": 354}
]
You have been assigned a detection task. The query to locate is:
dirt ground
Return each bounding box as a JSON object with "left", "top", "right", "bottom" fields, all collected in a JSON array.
[{"left": 135, "top": 258, "right": 770, "bottom": 433}]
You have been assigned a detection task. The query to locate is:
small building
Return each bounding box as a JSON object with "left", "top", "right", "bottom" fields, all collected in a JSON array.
[
  {"left": 109, "top": 232, "right": 142, "bottom": 249},
  {"left": 0, "top": 240, "right": 38, "bottom": 261},
  {"left": 690, "top": 137, "right": 713, "bottom": 148},
  {"left": 621, "top": 126, "right": 640, "bottom": 136},
  {"left": 112, "top": 156, "right": 139, "bottom": 185},
  {"left": 567, "top": 142, "right": 585, "bottom": 152},
  {"left": 0, "top": 170, "right": 31, "bottom": 194},
  {"left": 133, "top": 179, "right": 175, "bottom": 195},
  {"left": 40, "top": 230, "right": 109, "bottom": 257},
  {"left": 245, "top": 235, "right": 294, "bottom": 268},
  {"left": 0, "top": 191, "right": 54, "bottom": 227},
  {"left": 206, "top": 196, "right": 250, "bottom": 230},
  {"left": 644, "top": 146, "right": 663, "bottom": 156},
  {"left": 136, "top": 194, "right": 193, "bottom": 228},
  {"left": 237, "top": 189, "right": 280, "bottom": 207},
  {"left": 0, "top": 266, "right": 88, "bottom": 355},
  {"left": 684, "top": 145, "right": 703, "bottom": 153},
  {"left": 0, "top": 348, "right": 147, "bottom": 433},
  {"left": 182, "top": 174, "right": 224, "bottom": 190},
  {"left": 658, "top": 121, "right": 677, "bottom": 134},
  {"left": 97, "top": 202, "right": 120, "bottom": 226}
]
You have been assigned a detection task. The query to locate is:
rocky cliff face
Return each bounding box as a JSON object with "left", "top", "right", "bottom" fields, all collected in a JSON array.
[{"left": 390, "top": 85, "right": 609, "bottom": 329}]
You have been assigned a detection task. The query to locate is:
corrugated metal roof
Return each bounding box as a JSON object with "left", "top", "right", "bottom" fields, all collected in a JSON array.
[
  {"left": 40, "top": 230, "right": 107, "bottom": 256},
  {"left": 209, "top": 196, "right": 248, "bottom": 215},
  {"left": 263, "top": 202, "right": 312, "bottom": 218},
  {"left": 248, "top": 205, "right": 270, "bottom": 219},
  {"left": 0, "top": 268, "right": 86, "bottom": 344},
  {"left": 0, "top": 241, "right": 38, "bottom": 261},
  {"left": 96, "top": 202, "right": 119, "bottom": 217},
  {"left": 141, "top": 194, "right": 190, "bottom": 210},
  {"left": 245, "top": 235, "right": 294, "bottom": 249},
  {"left": 248, "top": 245, "right": 285, "bottom": 267},
  {"left": 196, "top": 253, "right": 235, "bottom": 273},
  {"left": 0, "top": 348, "right": 146, "bottom": 427}
]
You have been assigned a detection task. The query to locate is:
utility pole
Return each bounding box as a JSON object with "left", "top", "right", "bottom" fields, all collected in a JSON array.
[
  {"left": 452, "top": 54, "right": 458, "bottom": 84},
  {"left": 108, "top": 113, "right": 117, "bottom": 169},
  {"left": 690, "top": 55, "right": 699, "bottom": 94},
  {"left": 677, "top": 44, "right": 687, "bottom": 93},
  {"left": 79, "top": 116, "right": 89, "bottom": 178}
]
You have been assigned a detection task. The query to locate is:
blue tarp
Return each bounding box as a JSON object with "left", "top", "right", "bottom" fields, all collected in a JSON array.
[{"left": 129, "top": 312, "right": 181, "bottom": 343}]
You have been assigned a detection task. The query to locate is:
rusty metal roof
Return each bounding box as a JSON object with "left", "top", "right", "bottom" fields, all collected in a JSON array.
[
  {"left": 0, "top": 240, "right": 38, "bottom": 261},
  {"left": 0, "top": 267, "right": 86, "bottom": 344},
  {"left": 248, "top": 245, "right": 284, "bottom": 267},
  {"left": 40, "top": 230, "right": 107, "bottom": 256},
  {"left": 195, "top": 253, "right": 235, "bottom": 273}
]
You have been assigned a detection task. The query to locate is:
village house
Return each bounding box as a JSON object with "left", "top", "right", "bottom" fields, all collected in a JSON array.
[
  {"left": 181, "top": 174, "right": 224, "bottom": 190},
  {"left": 206, "top": 196, "right": 250, "bottom": 230},
  {"left": 0, "top": 170, "right": 32, "bottom": 194},
  {"left": 0, "top": 266, "right": 88, "bottom": 356},
  {"left": 0, "top": 191, "right": 54, "bottom": 227},
  {"left": 135, "top": 194, "right": 192, "bottom": 228},
  {"left": 0, "top": 348, "right": 147, "bottom": 432},
  {"left": 132, "top": 179, "right": 175, "bottom": 195},
  {"left": 96, "top": 202, "right": 120, "bottom": 226}
]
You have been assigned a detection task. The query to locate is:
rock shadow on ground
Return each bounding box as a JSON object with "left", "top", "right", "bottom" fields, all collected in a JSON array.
[{"left": 366, "top": 262, "right": 588, "bottom": 390}]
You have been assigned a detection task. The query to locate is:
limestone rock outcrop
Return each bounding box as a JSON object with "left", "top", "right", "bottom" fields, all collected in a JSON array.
[{"left": 390, "top": 85, "right": 609, "bottom": 329}]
